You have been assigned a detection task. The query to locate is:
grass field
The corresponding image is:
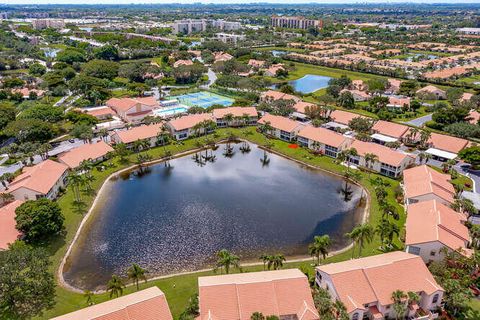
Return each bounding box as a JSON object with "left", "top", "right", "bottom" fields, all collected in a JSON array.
[{"left": 38, "top": 127, "right": 404, "bottom": 319}]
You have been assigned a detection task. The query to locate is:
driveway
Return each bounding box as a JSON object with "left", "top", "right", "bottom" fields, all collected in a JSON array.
[{"left": 404, "top": 113, "right": 432, "bottom": 127}]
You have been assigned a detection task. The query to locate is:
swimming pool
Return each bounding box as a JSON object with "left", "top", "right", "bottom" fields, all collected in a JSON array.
[
  {"left": 153, "top": 107, "right": 188, "bottom": 118},
  {"left": 170, "top": 91, "right": 234, "bottom": 109}
]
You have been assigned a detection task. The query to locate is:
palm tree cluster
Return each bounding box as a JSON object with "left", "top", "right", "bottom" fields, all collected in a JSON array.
[
  {"left": 259, "top": 254, "right": 286, "bottom": 270},
  {"left": 345, "top": 223, "right": 375, "bottom": 258},
  {"left": 223, "top": 113, "right": 252, "bottom": 128},
  {"left": 67, "top": 160, "right": 96, "bottom": 203},
  {"left": 372, "top": 178, "right": 400, "bottom": 251},
  {"left": 192, "top": 120, "right": 217, "bottom": 137},
  {"left": 308, "top": 235, "right": 331, "bottom": 265},
  {"left": 313, "top": 287, "right": 349, "bottom": 320},
  {"left": 214, "top": 249, "right": 241, "bottom": 274},
  {"left": 103, "top": 263, "right": 148, "bottom": 302},
  {"left": 391, "top": 290, "right": 420, "bottom": 320}
]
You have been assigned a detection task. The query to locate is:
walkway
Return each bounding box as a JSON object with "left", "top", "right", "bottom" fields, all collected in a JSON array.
[{"left": 404, "top": 113, "right": 432, "bottom": 127}]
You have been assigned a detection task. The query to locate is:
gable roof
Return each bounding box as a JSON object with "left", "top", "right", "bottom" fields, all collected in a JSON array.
[
  {"left": 317, "top": 252, "right": 443, "bottom": 313},
  {"left": 167, "top": 113, "right": 214, "bottom": 131},
  {"left": 51, "top": 287, "right": 173, "bottom": 320},
  {"left": 113, "top": 123, "right": 163, "bottom": 144},
  {"left": 198, "top": 269, "right": 319, "bottom": 320},
  {"left": 260, "top": 90, "right": 301, "bottom": 102},
  {"left": 298, "top": 126, "right": 351, "bottom": 148},
  {"left": 416, "top": 85, "right": 445, "bottom": 95},
  {"left": 0, "top": 200, "right": 23, "bottom": 250},
  {"left": 330, "top": 110, "right": 366, "bottom": 125},
  {"left": 293, "top": 101, "right": 316, "bottom": 114},
  {"left": 106, "top": 97, "right": 158, "bottom": 113},
  {"left": 212, "top": 107, "right": 257, "bottom": 119},
  {"left": 403, "top": 165, "right": 455, "bottom": 203},
  {"left": 406, "top": 199, "right": 471, "bottom": 256},
  {"left": 428, "top": 133, "right": 469, "bottom": 154},
  {"left": 351, "top": 140, "right": 412, "bottom": 167},
  {"left": 58, "top": 141, "right": 114, "bottom": 169},
  {"left": 258, "top": 114, "right": 304, "bottom": 133},
  {"left": 372, "top": 120, "right": 409, "bottom": 139},
  {"left": 8, "top": 160, "right": 68, "bottom": 195}
]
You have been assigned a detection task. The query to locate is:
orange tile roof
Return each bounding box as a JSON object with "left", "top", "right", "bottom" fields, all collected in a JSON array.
[
  {"left": 428, "top": 133, "right": 469, "bottom": 154},
  {"left": 167, "top": 113, "right": 214, "bottom": 131},
  {"left": 351, "top": 140, "right": 411, "bottom": 167},
  {"left": 212, "top": 107, "right": 257, "bottom": 119},
  {"left": 51, "top": 287, "right": 173, "bottom": 320},
  {"left": 248, "top": 59, "right": 265, "bottom": 68},
  {"left": 416, "top": 85, "right": 445, "bottom": 95},
  {"left": 58, "top": 141, "right": 114, "bottom": 169},
  {"left": 258, "top": 114, "right": 304, "bottom": 133},
  {"left": 0, "top": 200, "right": 23, "bottom": 250},
  {"left": 298, "top": 126, "right": 351, "bottom": 148},
  {"left": 8, "top": 160, "right": 68, "bottom": 195},
  {"left": 403, "top": 165, "right": 455, "bottom": 204},
  {"left": 388, "top": 96, "right": 411, "bottom": 108},
  {"left": 330, "top": 110, "right": 366, "bottom": 125},
  {"left": 86, "top": 107, "right": 116, "bottom": 118},
  {"left": 406, "top": 200, "right": 471, "bottom": 256},
  {"left": 106, "top": 97, "right": 158, "bottom": 113},
  {"left": 114, "top": 123, "right": 164, "bottom": 144},
  {"left": 293, "top": 101, "right": 316, "bottom": 114},
  {"left": 173, "top": 60, "right": 193, "bottom": 68},
  {"left": 461, "top": 93, "right": 474, "bottom": 102},
  {"left": 372, "top": 120, "right": 409, "bottom": 139},
  {"left": 198, "top": 269, "right": 319, "bottom": 320},
  {"left": 260, "top": 90, "right": 301, "bottom": 102},
  {"left": 468, "top": 109, "right": 480, "bottom": 124},
  {"left": 317, "top": 252, "right": 443, "bottom": 313}
]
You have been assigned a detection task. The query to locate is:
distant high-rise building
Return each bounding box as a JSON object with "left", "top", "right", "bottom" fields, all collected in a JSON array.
[
  {"left": 172, "top": 19, "right": 241, "bottom": 34},
  {"left": 271, "top": 15, "right": 322, "bottom": 30},
  {"left": 31, "top": 19, "right": 65, "bottom": 30}
]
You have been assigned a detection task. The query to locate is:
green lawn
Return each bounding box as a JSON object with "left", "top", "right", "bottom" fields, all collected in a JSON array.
[
  {"left": 37, "top": 127, "right": 404, "bottom": 319},
  {"left": 255, "top": 46, "right": 307, "bottom": 53}
]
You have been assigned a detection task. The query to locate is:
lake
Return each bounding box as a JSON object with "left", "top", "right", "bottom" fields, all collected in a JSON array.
[
  {"left": 289, "top": 74, "right": 332, "bottom": 94},
  {"left": 63, "top": 143, "right": 363, "bottom": 290}
]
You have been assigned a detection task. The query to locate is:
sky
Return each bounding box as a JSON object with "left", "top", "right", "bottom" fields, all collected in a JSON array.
[{"left": 3, "top": 0, "right": 480, "bottom": 4}]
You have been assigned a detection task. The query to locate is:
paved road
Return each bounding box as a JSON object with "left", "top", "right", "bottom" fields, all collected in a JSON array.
[{"left": 404, "top": 113, "right": 433, "bottom": 127}]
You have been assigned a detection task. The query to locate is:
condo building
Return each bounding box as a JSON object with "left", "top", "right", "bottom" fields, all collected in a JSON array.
[{"left": 271, "top": 15, "right": 322, "bottom": 30}]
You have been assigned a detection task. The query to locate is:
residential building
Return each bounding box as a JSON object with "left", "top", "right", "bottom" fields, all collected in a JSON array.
[
  {"left": 327, "top": 110, "right": 366, "bottom": 130},
  {"left": 260, "top": 90, "right": 301, "bottom": 103},
  {"left": 416, "top": 85, "right": 446, "bottom": 100},
  {"left": 213, "top": 52, "right": 234, "bottom": 63},
  {"left": 58, "top": 141, "right": 114, "bottom": 169},
  {"left": 387, "top": 96, "right": 411, "bottom": 109},
  {"left": 341, "top": 89, "right": 371, "bottom": 102},
  {"left": 406, "top": 199, "right": 472, "bottom": 263},
  {"left": 271, "top": 15, "right": 322, "bottom": 30},
  {"left": 349, "top": 140, "right": 415, "bottom": 178},
  {"left": 215, "top": 33, "right": 246, "bottom": 44},
  {"left": 106, "top": 97, "right": 158, "bottom": 123},
  {"left": 248, "top": 59, "right": 266, "bottom": 69},
  {"left": 7, "top": 160, "right": 68, "bottom": 201},
  {"left": 426, "top": 133, "right": 469, "bottom": 161},
  {"left": 172, "top": 19, "right": 207, "bottom": 34},
  {"left": 386, "top": 78, "right": 402, "bottom": 94},
  {"left": 51, "top": 287, "right": 173, "bottom": 320},
  {"left": 212, "top": 107, "right": 258, "bottom": 127},
  {"left": 351, "top": 79, "right": 366, "bottom": 91},
  {"left": 13, "top": 88, "right": 45, "bottom": 99},
  {"left": 292, "top": 101, "right": 316, "bottom": 121},
  {"left": 0, "top": 200, "right": 23, "bottom": 250},
  {"left": 85, "top": 106, "right": 116, "bottom": 120},
  {"left": 403, "top": 165, "right": 455, "bottom": 206},
  {"left": 198, "top": 269, "right": 319, "bottom": 320},
  {"left": 173, "top": 59, "right": 193, "bottom": 68},
  {"left": 166, "top": 113, "right": 214, "bottom": 140},
  {"left": 457, "top": 28, "right": 480, "bottom": 35},
  {"left": 258, "top": 114, "right": 304, "bottom": 141},
  {"left": 212, "top": 19, "right": 242, "bottom": 31},
  {"left": 316, "top": 251, "right": 444, "bottom": 320},
  {"left": 264, "top": 64, "right": 285, "bottom": 77},
  {"left": 32, "top": 19, "right": 65, "bottom": 30},
  {"left": 297, "top": 126, "right": 352, "bottom": 157},
  {"left": 371, "top": 120, "right": 409, "bottom": 144},
  {"left": 111, "top": 123, "right": 164, "bottom": 148}
]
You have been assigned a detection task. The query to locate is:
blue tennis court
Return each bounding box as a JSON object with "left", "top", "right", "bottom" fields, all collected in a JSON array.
[{"left": 171, "top": 91, "right": 234, "bottom": 109}]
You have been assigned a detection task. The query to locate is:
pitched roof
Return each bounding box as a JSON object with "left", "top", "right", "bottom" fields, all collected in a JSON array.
[
  {"left": 330, "top": 110, "right": 366, "bottom": 125},
  {"left": 173, "top": 59, "right": 193, "bottom": 68},
  {"left": 406, "top": 199, "right": 471, "bottom": 256},
  {"left": 86, "top": 106, "right": 116, "bottom": 118},
  {"left": 403, "top": 165, "right": 455, "bottom": 203},
  {"left": 167, "top": 113, "right": 214, "bottom": 131},
  {"left": 372, "top": 120, "right": 409, "bottom": 139},
  {"left": 258, "top": 114, "right": 304, "bottom": 133},
  {"left": 298, "top": 126, "right": 351, "bottom": 148},
  {"left": 198, "top": 269, "right": 319, "bottom": 320},
  {"left": 7, "top": 160, "right": 68, "bottom": 195},
  {"left": 428, "top": 133, "right": 469, "bottom": 154},
  {"left": 416, "top": 85, "right": 445, "bottom": 95},
  {"left": 106, "top": 97, "right": 158, "bottom": 113},
  {"left": 212, "top": 107, "right": 257, "bottom": 119},
  {"left": 58, "top": 141, "right": 114, "bottom": 169},
  {"left": 0, "top": 200, "right": 23, "bottom": 250},
  {"left": 351, "top": 140, "right": 411, "bottom": 167},
  {"left": 114, "top": 123, "right": 163, "bottom": 144},
  {"left": 388, "top": 96, "right": 411, "bottom": 107},
  {"left": 260, "top": 90, "right": 301, "bottom": 102},
  {"left": 51, "top": 287, "right": 173, "bottom": 320},
  {"left": 317, "top": 252, "right": 443, "bottom": 313},
  {"left": 293, "top": 101, "right": 316, "bottom": 114}
]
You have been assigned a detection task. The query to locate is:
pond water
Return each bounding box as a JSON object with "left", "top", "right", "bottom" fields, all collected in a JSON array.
[
  {"left": 271, "top": 50, "right": 287, "bottom": 57},
  {"left": 64, "top": 143, "right": 363, "bottom": 290},
  {"left": 272, "top": 74, "right": 332, "bottom": 94},
  {"left": 41, "top": 48, "right": 60, "bottom": 58},
  {"left": 405, "top": 53, "right": 438, "bottom": 62}
]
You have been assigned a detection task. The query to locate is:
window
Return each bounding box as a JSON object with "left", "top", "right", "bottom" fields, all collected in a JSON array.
[
  {"left": 430, "top": 250, "right": 436, "bottom": 256},
  {"left": 352, "top": 312, "right": 359, "bottom": 320},
  {"left": 408, "top": 246, "right": 421, "bottom": 255},
  {"left": 432, "top": 294, "right": 439, "bottom": 304}
]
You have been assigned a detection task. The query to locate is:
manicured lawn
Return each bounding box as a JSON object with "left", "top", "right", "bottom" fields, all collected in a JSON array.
[
  {"left": 255, "top": 46, "right": 306, "bottom": 53},
  {"left": 37, "top": 127, "right": 404, "bottom": 320}
]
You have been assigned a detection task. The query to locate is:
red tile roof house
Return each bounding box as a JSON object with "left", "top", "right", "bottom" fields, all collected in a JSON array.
[
  {"left": 198, "top": 269, "right": 319, "bottom": 320},
  {"left": 403, "top": 165, "right": 455, "bottom": 206},
  {"left": 58, "top": 141, "right": 114, "bottom": 169},
  {"left": 111, "top": 123, "right": 164, "bottom": 148},
  {"left": 416, "top": 85, "right": 446, "bottom": 100},
  {"left": 328, "top": 110, "right": 367, "bottom": 128},
  {"left": 386, "top": 78, "right": 402, "bottom": 94},
  {"left": 349, "top": 140, "right": 415, "bottom": 178},
  {"left": 13, "top": 87, "right": 45, "bottom": 99},
  {"left": 297, "top": 126, "right": 353, "bottom": 158},
  {"left": 173, "top": 59, "right": 193, "bottom": 68},
  {"left": 425, "top": 133, "right": 469, "bottom": 161},
  {"left": 214, "top": 52, "right": 234, "bottom": 63},
  {"left": 7, "top": 160, "right": 68, "bottom": 201},
  {"left": 258, "top": 114, "right": 304, "bottom": 142},
  {"left": 406, "top": 199, "right": 472, "bottom": 263},
  {"left": 386, "top": 96, "right": 411, "bottom": 110},
  {"left": 85, "top": 106, "right": 116, "bottom": 120},
  {"left": 315, "top": 251, "right": 444, "bottom": 320},
  {"left": 340, "top": 89, "right": 371, "bottom": 102},
  {"left": 371, "top": 120, "right": 409, "bottom": 144},
  {"left": 106, "top": 97, "right": 159, "bottom": 123},
  {"left": 165, "top": 113, "right": 215, "bottom": 140},
  {"left": 212, "top": 107, "right": 258, "bottom": 128},
  {"left": 51, "top": 287, "right": 173, "bottom": 320},
  {"left": 264, "top": 64, "right": 285, "bottom": 77},
  {"left": 0, "top": 200, "right": 23, "bottom": 250},
  {"left": 260, "top": 90, "right": 302, "bottom": 103},
  {"left": 248, "top": 59, "right": 266, "bottom": 69}
]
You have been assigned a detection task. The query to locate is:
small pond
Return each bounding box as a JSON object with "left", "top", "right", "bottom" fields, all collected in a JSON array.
[
  {"left": 64, "top": 143, "right": 363, "bottom": 290},
  {"left": 271, "top": 50, "right": 287, "bottom": 57},
  {"left": 272, "top": 74, "right": 332, "bottom": 94},
  {"left": 41, "top": 48, "right": 60, "bottom": 58}
]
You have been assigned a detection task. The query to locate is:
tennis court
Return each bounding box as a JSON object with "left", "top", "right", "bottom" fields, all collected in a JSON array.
[{"left": 171, "top": 91, "right": 234, "bottom": 109}]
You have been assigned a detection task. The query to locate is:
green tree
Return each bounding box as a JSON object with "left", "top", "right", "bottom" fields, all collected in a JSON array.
[
  {"left": 114, "top": 143, "right": 131, "bottom": 163},
  {"left": 308, "top": 235, "right": 331, "bottom": 265},
  {"left": 459, "top": 146, "right": 480, "bottom": 169},
  {"left": 345, "top": 223, "right": 375, "bottom": 258},
  {"left": 0, "top": 102, "right": 16, "bottom": 130},
  {"left": 94, "top": 44, "right": 119, "bottom": 60},
  {"left": 15, "top": 199, "right": 65, "bottom": 243},
  {"left": 71, "top": 122, "right": 94, "bottom": 143},
  {"left": 29, "top": 63, "right": 47, "bottom": 76},
  {"left": 214, "top": 249, "right": 241, "bottom": 274},
  {"left": 107, "top": 275, "right": 125, "bottom": 298},
  {"left": 251, "top": 312, "right": 265, "bottom": 320},
  {"left": 337, "top": 91, "right": 355, "bottom": 109},
  {"left": 391, "top": 290, "right": 407, "bottom": 320},
  {"left": 82, "top": 59, "right": 119, "bottom": 80},
  {"left": 4, "top": 119, "right": 57, "bottom": 142},
  {"left": 83, "top": 290, "right": 94, "bottom": 306},
  {"left": 127, "top": 263, "right": 148, "bottom": 290}
]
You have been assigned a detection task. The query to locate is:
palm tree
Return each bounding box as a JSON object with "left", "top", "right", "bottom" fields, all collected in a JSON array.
[
  {"left": 106, "top": 275, "right": 125, "bottom": 298},
  {"left": 83, "top": 290, "right": 94, "bottom": 306},
  {"left": 271, "top": 254, "right": 286, "bottom": 270},
  {"left": 224, "top": 113, "right": 234, "bottom": 127},
  {"left": 114, "top": 143, "right": 131, "bottom": 163},
  {"left": 376, "top": 218, "right": 400, "bottom": 251},
  {"left": 67, "top": 172, "right": 83, "bottom": 202},
  {"left": 308, "top": 235, "right": 331, "bottom": 265},
  {"left": 157, "top": 124, "right": 171, "bottom": 147},
  {"left": 127, "top": 263, "right": 148, "bottom": 290},
  {"left": 391, "top": 290, "right": 407, "bottom": 320},
  {"left": 364, "top": 153, "right": 378, "bottom": 175},
  {"left": 419, "top": 130, "right": 431, "bottom": 148},
  {"left": 133, "top": 139, "right": 150, "bottom": 152},
  {"left": 258, "top": 121, "right": 273, "bottom": 136},
  {"left": 98, "top": 129, "right": 109, "bottom": 142},
  {"left": 407, "top": 291, "right": 420, "bottom": 309},
  {"left": 345, "top": 224, "right": 375, "bottom": 258},
  {"left": 259, "top": 254, "right": 270, "bottom": 271},
  {"left": 214, "top": 249, "right": 241, "bottom": 274}
]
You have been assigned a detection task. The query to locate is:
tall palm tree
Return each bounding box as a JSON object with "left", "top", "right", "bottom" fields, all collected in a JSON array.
[
  {"left": 271, "top": 254, "right": 286, "bottom": 270},
  {"left": 258, "top": 121, "right": 273, "bottom": 136},
  {"left": 224, "top": 113, "right": 234, "bottom": 127},
  {"left": 364, "top": 153, "right": 378, "bottom": 175},
  {"left": 259, "top": 254, "right": 270, "bottom": 271},
  {"left": 376, "top": 218, "right": 400, "bottom": 251},
  {"left": 308, "top": 235, "right": 331, "bottom": 265},
  {"left": 419, "top": 130, "right": 431, "bottom": 148},
  {"left": 67, "top": 172, "right": 83, "bottom": 202},
  {"left": 345, "top": 224, "right": 375, "bottom": 258},
  {"left": 214, "top": 249, "right": 241, "bottom": 274},
  {"left": 106, "top": 275, "right": 125, "bottom": 298},
  {"left": 127, "top": 263, "right": 148, "bottom": 290}
]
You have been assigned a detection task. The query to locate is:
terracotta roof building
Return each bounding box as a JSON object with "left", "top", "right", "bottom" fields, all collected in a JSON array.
[
  {"left": 198, "top": 269, "right": 319, "bottom": 320},
  {"left": 371, "top": 120, "right": 409, "bottom": 143},
  {"left": 260, "top": 90, "right": 301, "bottom": 103},
  {"left": 297, "top": 126, "right": 352, "bottom": 158},
  {"left": 0, "top": 200, "right": 23, "bottom": 250},
  {"left": 403, "top": 165, "right": 455, "bottom": 206},
  {"left": 111, "top": 123, "right": 164, "bottom": 147},
  {"left": 51, "top": 286, "right": 173, "bottom": 320},
  {"left": 416, "top": 85, "right": 446, "bottom": 100},
  {"left": 330, "top": 110, "right": 366, "bottom": 126},
  {"left": 7, "top": 160, "right": 68, "bottom": 201},
  {"left": 106, "top": 97, "right": 158, "bottom": 123},
  {"left": 166, "top": 113, "right": 214, "bottom": 140},
  {"left": 426, "top": 133, "right": 469, "bottom": 158},
  {"left": 212, "top": 107, "right": 258, "bottom": 127},
  {"left": 173, "top": 59, "right": 193, "bottom": 68},
  {"left": 316, "top": 251, "right": 444, "bottom": 320},
  {"left": 85, "top": 106, "right": 116, "bottom": 120},
  {"left": 258, "top": 114, "right": 304, "bottom": 141},
  {"left": 58, "top": 141, "right": 114, "bottom": 169},
  {"left": 406, "top": 199, "right": 472, "bottom": 262}
]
